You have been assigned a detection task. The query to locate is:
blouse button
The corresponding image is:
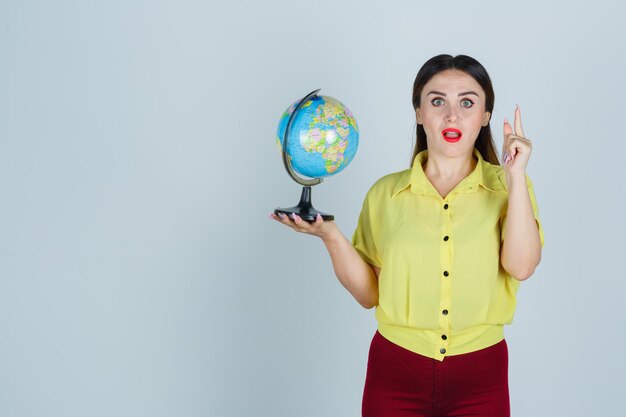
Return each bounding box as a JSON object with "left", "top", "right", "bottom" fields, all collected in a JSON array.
[
  {"left": 443, "top": 236, "right": 449, "bottom": 241},
  {"left": 442, "top": 309, "right": 448, "bottom": 315},
  {"left": 444, "top": 203, "right": 449, "bottom": 210},
  {"left": 440, "top": 348, "right": 447, "bottom": 354},
  {"left": 441, "top": 335, "right": 447, "bottom": 340},
  {"left": 443, "top": 271, "right": 449, "bottom": 277}
]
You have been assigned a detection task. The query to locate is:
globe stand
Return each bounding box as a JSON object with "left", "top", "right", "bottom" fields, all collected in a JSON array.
[
  {"left": 274, "top": 186, "right": 334, "bottom": 222},
  {"left": 274, "top": 88, "right": 334, "bottom": 223}
]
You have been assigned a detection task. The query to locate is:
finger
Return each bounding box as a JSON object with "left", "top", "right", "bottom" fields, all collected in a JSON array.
[
  {"left": 291, "top": 213, "right": 309, "bottom": 230},
  {"left": 511, "top": 134, "right": 532, "bottom": 146},
  {"left": 503, "top": 117, "right": 514, "bottom": 137},
  {"left": 296, "top": 214, "right": 317, "bottom": 231},
  {"left": 502, "top": 118, "right": 514, "bottom": 161},
  {"left": 277, "top": 212, "right": 293, "bottom": 225},
  {"left": 507, "top": 135, "right": 531, "bottom": 156},
  {"left": 507, "top": 135, "right": 533, "bottom": 151},
  {"left": 514, "top": 105, "right": 525, "bottom": 137},
  {"left": 507, "top": 138, "right": 518, "bottom": 159}
]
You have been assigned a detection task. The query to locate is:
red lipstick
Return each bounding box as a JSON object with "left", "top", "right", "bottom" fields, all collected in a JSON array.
[{"left": 442, "top": 128, "right": 462, "bottom": 143}]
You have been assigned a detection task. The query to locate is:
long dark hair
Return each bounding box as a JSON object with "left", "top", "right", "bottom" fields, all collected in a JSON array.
[{"left": 411, "top": 54, "right": 500, "bottom": 166}]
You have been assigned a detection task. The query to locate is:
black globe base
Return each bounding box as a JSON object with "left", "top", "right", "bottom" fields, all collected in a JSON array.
[{"left": 275, "top": 186, "right": 334, "bottom": 222}]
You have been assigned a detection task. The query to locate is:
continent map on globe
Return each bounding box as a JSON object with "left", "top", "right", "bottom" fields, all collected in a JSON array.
[{"left": 276, "top": 95, "right": 359, "bottom": 179}]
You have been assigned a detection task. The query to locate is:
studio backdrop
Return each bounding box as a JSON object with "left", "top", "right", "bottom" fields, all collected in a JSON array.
[{"left": 1, "top": 1, "right": 625, "bottom": 416}]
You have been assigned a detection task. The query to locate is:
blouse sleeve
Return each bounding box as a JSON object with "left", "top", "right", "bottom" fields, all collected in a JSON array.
[{"left": 351, "top": 189, "right": 382, "bottom": 267}]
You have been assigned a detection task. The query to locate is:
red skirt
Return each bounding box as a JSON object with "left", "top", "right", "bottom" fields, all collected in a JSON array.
[{"left": 362, "top": 331, "right": 510, "bottom": 417}]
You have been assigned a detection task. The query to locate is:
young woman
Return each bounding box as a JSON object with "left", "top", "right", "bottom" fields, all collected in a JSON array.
[{"left": 270, "top": 54, "right": 543, "bottom": 417}]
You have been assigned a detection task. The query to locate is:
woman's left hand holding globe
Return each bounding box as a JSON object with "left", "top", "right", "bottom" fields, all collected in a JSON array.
[{"left": 269, "top": 212, "right": 337, "bottom": 239}]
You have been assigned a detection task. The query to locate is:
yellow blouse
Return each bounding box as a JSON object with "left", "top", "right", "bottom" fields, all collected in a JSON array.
[{"left": 352, "top": 149, "right": 544, "bottom": 361}]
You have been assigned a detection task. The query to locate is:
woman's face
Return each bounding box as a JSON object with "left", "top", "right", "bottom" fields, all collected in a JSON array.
[{"left": 416, "top": 69, "right": 491, "bottom": 159}]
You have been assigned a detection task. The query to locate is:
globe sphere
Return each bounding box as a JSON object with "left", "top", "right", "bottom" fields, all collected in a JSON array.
[{"left": 276, "top": 95, "right": 359, "bottom": 179}]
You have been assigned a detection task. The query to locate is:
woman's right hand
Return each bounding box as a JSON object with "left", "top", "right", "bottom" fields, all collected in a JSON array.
[{"left": 269, "top": 212, "right": 339, "bottom": 241}]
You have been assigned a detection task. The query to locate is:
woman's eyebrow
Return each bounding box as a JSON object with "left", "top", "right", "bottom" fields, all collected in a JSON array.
[{"left": 427, "top": 90, "right": 480, "bottom": 97}]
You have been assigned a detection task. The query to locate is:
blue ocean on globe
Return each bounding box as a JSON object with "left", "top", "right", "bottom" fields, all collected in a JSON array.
[{"left": 276, "top": 95, "right": 359, "bottom": 179}]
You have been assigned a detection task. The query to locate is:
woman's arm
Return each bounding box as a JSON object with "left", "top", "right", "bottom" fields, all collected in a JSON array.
[
  {"left": 320, "top": 225, "right": 380, "bottom": 308},
  {"left": 500, "top": 106, "right": 542, "bottom": 281},
  {"left": 500, "top": 174, "right": 542, "bottom": 280},
  {"left": 271, "top": 213, "right": 379, "bottom": 308}
]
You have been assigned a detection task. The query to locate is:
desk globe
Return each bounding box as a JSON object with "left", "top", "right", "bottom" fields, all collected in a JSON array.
[{"left": 275, "top": 89, "right": 359, "bottom": 221}]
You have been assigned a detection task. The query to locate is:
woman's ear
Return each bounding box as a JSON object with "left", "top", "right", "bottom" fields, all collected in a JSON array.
[
  {"left": 415, "top": 108, "right": 423, "bottom": 125},
  {"left": 481, "top": 111, "right": 491, "bottom": 127}
]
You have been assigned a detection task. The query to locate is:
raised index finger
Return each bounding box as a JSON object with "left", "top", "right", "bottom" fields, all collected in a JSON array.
[{"left": 514, "top": 105, "right": 525, "bottom": 138}]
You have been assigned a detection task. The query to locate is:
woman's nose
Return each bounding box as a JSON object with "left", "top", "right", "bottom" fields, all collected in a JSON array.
[{"left": 445, "top": 108, "right": 459, "bottom": 122}]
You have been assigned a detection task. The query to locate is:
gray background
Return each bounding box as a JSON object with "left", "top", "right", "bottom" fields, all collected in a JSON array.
[{"left": 1, "top": 0, "right": 625, "bottom": 416}]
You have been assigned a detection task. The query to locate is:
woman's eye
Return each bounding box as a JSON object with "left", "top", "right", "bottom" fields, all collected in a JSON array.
[
  {"left": 461, "top": 99, "right": 474, "bottom": 108},
  {"left": 431, "top": 98, "right": 444, "bottom": 106}
]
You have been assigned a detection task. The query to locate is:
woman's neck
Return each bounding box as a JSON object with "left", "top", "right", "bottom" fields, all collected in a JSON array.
[{"left": 424, "top": 152, "right": 477, "bottom": 181}]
